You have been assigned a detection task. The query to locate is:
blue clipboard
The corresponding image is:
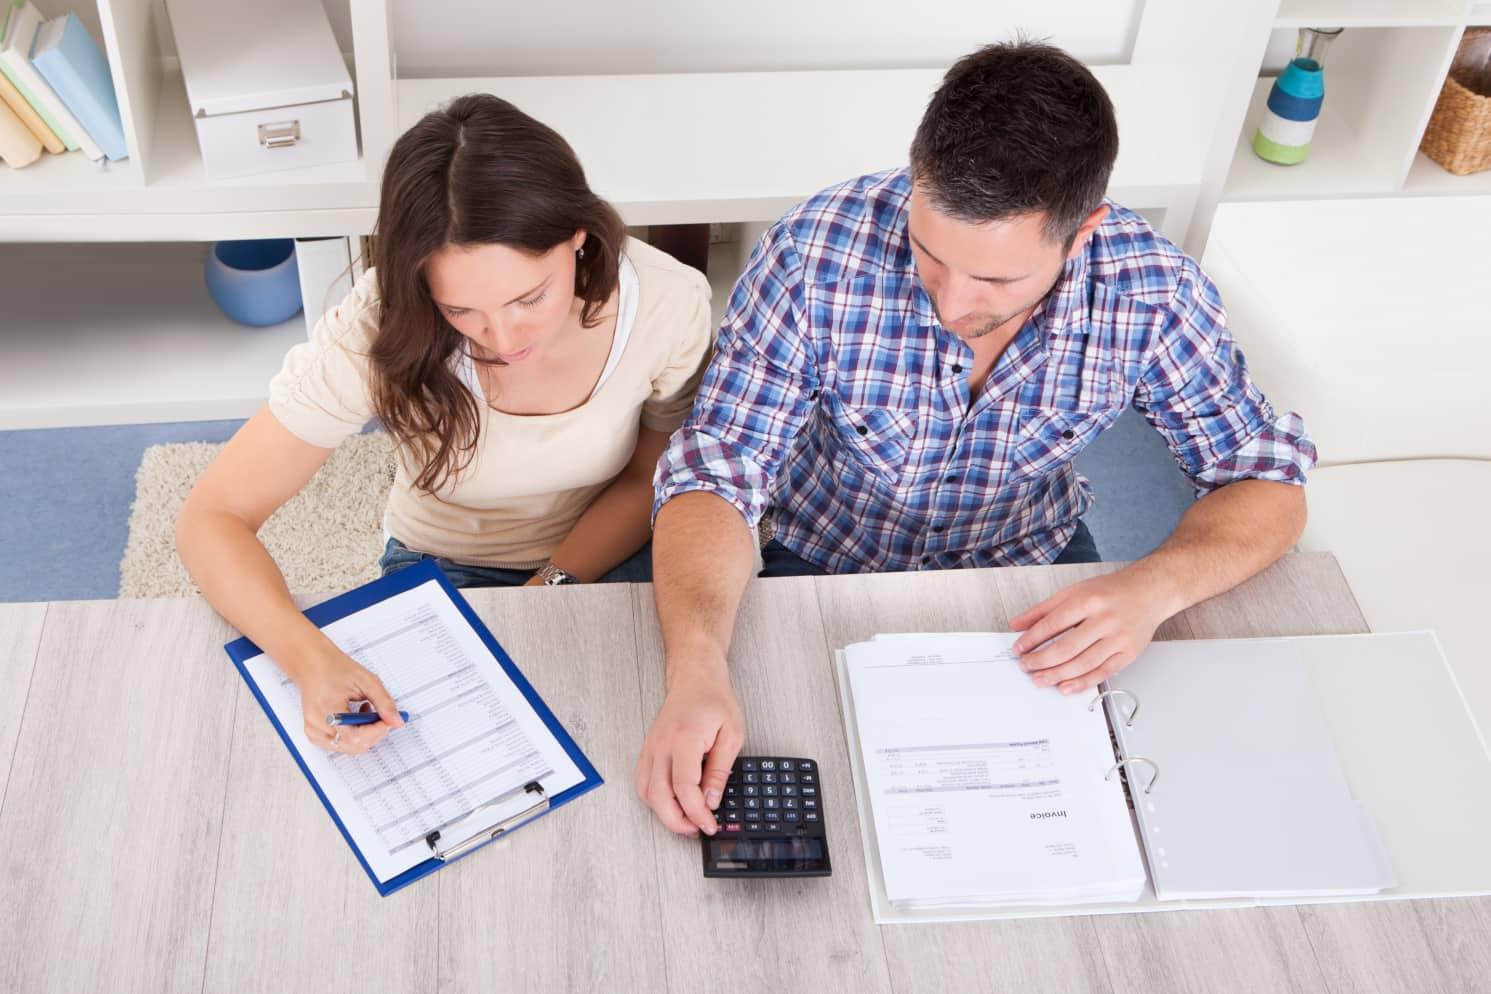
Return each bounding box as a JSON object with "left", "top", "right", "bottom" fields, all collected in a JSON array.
[{"left": 223, "top": 558, "right": 603, "bottom": 896}]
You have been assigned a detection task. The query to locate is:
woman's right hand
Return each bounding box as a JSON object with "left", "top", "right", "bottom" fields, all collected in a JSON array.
[{"left": 296, "top": 648, "right": 405, "bottom": 755}]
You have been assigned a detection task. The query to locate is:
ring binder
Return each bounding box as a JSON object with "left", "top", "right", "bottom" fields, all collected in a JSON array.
[
  {"left": 425, "top": 781, "right": 549, "bottom": 861},
  {"left": 1104, "top": 757, "right": 1159, "bottom": 794},
  {"left": 1089, "top": 688, "right": 1140, "bottom": 727}
]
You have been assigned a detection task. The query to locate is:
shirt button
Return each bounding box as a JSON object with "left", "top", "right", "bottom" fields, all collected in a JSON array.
[
  {"left": 1062, "top": 429, "right": 1075, "bottom": 440},
  {"left": 951, "top": 364, "right": 964, "bottom": 374},
  {"left": 856, "top": 425, "right": 868, "bottom": 436},
  {"left": 920, "top": 555, "right": 932, "bottom": 566},
  {"left": 945, "top": 475, "right": 958, "bottom": 484},
  {"left": 931, "top": 524, "right": 945, "bottom": 534}
]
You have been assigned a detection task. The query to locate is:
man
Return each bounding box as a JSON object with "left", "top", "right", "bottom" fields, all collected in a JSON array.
[{"left": 635, "top": 41, "right": 1316, "bottom": 836}]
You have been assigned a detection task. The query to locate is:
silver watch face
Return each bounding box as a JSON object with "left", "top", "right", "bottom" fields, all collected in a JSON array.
[{"left": 540, "top": 565, "right": 574, "bottom": 585}]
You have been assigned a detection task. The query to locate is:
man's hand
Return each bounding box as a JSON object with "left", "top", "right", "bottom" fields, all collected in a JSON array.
[
  {"left": 634, "top": 666, "right": 745, "bottom": 837},
  {"left": 1010, "top": 566, "right": 1181, "bottom": 694}
]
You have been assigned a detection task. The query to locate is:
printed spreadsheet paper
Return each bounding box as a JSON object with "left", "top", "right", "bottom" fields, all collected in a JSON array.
[{"left": 242, "top": 578, "right": 585, "bottom": 883}]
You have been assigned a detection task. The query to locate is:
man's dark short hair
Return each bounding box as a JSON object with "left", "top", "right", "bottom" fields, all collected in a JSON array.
[{"left": 910, "top": 40, "right": 1120, "bottom": 244}]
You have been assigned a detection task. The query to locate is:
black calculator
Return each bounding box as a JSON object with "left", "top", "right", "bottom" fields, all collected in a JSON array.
[{"left": 701, "top": 756, "right": 831, "bottom": 878}]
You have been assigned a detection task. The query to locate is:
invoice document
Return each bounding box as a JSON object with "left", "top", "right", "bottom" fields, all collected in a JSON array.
[
  {"left": 242, "top": 578, "right": 586, "bottom": 882},
  {"left": 843, "top": 634, "right": 1145, "bottom": 908}
]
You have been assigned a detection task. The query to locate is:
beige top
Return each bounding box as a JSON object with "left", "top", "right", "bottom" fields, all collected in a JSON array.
[{"left": 268, "top": 236, "right": 714, "bottom": 568}]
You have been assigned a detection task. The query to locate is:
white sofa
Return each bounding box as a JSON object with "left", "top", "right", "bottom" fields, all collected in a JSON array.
[{"left": 1203, "top": 196, "right": 1491, "bottom": 735}]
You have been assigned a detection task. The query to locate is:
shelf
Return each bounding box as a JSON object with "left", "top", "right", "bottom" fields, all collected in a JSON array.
[
  {"left": 1224, "top": 78, "right": 1403, "bottom": 200},
  {"left": 1274, "top": 0, "right": 1470, "bottom": 28},
  {"left": 1404, "top": 150, "right": 1491, "bottom": 192},
  {"left": 399, "top": 63, "right": 1219, "bottom": 227},
  {"left": 0, "top": 70, "right": 379, "bottom": 241},
  {"left": 0, "top": 243, "right": 306, "bottom": 429}
]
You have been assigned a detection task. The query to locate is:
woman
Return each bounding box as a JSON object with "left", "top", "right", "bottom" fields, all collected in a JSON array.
[{"left": 177, "top": 95, "right": 714, "bottom": 756}]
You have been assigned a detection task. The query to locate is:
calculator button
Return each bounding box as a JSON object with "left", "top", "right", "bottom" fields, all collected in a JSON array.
[
  {"left": 784, "top": 811, "right": 800, "bottom": 823},
  {"left": 800, "top": 773, "right": 816, "bottom": 785},
  {"left": 743, "top": 785, "right": 758, "bottom": 797},
  {"left": 784, "top": 798, "right": 799, "bottom": 810},
  {"left": 723, "top": 811, "right": 741, "bottom": 823},
  {"left": 724, "top": 823, "right": 741, "bottom": 832},
  {"left": 780, "top": 760, "right": 795, "bottom": 771},
  {"left": 764, "top": 798, "right": 779, "bottom": 810},
  {"left": 742, "top": 760, "right": 758, "bottom": 772},
  {"left": 745, "top": 798, "right": 760, "bottom": 810},
  {"left": 805, "top": 811, "right": 820, "bottom": 822},
  {"left": 801, "top": 786, "right": 818, "bottom": 798},
  {"left": 763, "top": 785, "right": 778, "bottom": 797},
  {"left": 781, "top": 772, "right": 796, "bottom": 784},
  {"left": 724, "top": 797, "right": 739, "bottom": 809},
  {"left": 761, "top": 773, "right": 777, "bottom": 785},
  {"left": 782, "top": 785, "right": 797, "bottom": 797},
  {"left": 744, "top": 773, "right": 759, "bottom": 784},
  {"left": 761, "top": 760, "right": 777, "bottom": 771},
  {"left": 764, "top": 821, "right": 782, "bottom": 833},
  {"left": 724, "top": 784, "right": 738, "bottom": 796},
  {"left": 799, "top": 761, "right": 815, "bottom": 772},
  {"left": 803, "top": 799, "right": 818, "bottom": 810}
]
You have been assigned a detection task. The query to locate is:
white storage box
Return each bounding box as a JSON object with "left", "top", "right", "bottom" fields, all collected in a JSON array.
[{"left": 166, "top": 0, "right": 358, "bottom": 180}]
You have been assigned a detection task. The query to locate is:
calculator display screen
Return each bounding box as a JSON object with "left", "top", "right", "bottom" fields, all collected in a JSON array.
[{"left": 707, "top": 837, "right": 826, "bottom": 872}]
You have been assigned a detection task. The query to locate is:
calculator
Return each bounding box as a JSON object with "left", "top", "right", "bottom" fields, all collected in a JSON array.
[{"left": 701, "top": 756, "right": 832, "bottom": 878}]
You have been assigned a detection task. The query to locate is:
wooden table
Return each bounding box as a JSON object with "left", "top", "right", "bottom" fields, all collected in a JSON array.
[{"left": 2, "top": 552, "right": 1487, "bottom": 993}]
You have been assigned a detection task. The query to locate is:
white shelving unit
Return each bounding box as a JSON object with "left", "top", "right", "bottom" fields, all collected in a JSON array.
[{"left": 3, "top": 0, "right": 1489, "bottom": 429}]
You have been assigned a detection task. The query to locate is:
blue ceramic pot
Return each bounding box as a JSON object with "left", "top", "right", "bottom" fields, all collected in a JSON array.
[{"left": 204, "top": 239, "right": 303, "bottom": 327}]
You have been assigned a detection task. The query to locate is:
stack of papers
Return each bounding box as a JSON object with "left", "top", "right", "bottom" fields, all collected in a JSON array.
[{"left": 840, "top": 634, "right": 1146, "bottom": 911}]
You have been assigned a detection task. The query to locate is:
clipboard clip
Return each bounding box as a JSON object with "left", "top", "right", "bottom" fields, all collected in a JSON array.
[
  {"left": 425, "top": 781, "right": 548, "bottom": 861},
  {"left": 1088, "top": 688, "right": 1140, "bottom": 727}
]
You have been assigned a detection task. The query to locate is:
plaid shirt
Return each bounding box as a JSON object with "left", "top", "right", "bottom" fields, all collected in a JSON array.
[{"left": 655, "top": 169, "right": 1316, "bottom": 572}]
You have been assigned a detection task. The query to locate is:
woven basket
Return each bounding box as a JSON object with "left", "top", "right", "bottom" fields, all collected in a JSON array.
[{"left": 1420, "top": 29, "right": 1491, "bottom": 176}]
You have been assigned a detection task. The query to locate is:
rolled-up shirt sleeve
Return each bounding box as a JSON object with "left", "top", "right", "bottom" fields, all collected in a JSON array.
[
  {"left": 1134, "top": 260, "right": 1318, "bottom": 497},
  {"left": 652, "top": 224, "right": 821, "bottom": 529}
]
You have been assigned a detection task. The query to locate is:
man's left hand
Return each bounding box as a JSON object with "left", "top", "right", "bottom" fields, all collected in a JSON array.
[{"left": 1010, "top": 567, "right": 1180, "bottom": 694}]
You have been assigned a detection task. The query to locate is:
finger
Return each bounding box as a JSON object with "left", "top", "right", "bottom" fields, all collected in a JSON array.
[
  {"left": 672, "top": 746, "right": 718, "bottom": 835},
  {"left": 647, "top": 755, "right": 696, "bottom": 837},
  {"left": 700, "top": 728, "right": 743, "bottom": 812},
  {"left": 1021, "top": 623, "right": 1103, "bottom": 674},
  {"left": 1056, "top": 653, "right": 1132, "bottom": 696},
  {"left": 354, "top": 671, "right": 404, "bottom": 726},
  {"left": 1013, "top": 600, "right": 1087, "bottom": 656},
  {"left": 1010, "top": 589, "right": 1069, "bottom": 635},
  {"left": 340, "top": 722, "right": 392, "bottom": 753},
  {"left": 1035, "top": 642, "right": 1122, "bottom": 691}
]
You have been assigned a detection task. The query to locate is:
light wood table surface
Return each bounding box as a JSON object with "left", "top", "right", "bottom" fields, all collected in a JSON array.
[{"left": 1, "top": 552, "right": 1487, "bottom": 993}]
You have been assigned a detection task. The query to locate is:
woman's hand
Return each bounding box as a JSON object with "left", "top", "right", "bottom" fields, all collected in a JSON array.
[{"left": 296, "top": 648, "right": 405, "bottom": 754}]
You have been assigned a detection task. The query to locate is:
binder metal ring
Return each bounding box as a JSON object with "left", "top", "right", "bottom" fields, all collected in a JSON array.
[
  {"left": 1104, "top": 756, "right": 1159, "bottom": 794},
  {"left": 425, "top": 781, "right": 548, "bottom": 861},
  {"left": 1088, "top": 688, "right": 1140, "bottom": 727}
]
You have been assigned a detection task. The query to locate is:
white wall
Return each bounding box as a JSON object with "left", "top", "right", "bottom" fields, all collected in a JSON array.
[{"left": 385, "top": 0, "right": 1143, "bottom": 77}]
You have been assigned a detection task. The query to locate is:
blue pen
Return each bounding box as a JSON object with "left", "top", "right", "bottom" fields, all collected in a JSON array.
[{"left": 326, "top": 710, "right": 411, "bottom": 726}]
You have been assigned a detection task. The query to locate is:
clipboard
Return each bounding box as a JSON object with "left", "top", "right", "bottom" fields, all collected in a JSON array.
[{"left": 223, "top": 558, "right": 603, "bottom": 896}]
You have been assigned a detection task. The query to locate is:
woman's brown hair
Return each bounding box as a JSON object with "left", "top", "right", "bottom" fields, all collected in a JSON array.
[{"left": 368, "top": 93, "right": 626, "bottom": 493}]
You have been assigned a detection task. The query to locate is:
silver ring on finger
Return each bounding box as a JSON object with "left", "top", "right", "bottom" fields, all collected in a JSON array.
[{"left": 331, "top": 728, "right": 343, "bottom": 751}]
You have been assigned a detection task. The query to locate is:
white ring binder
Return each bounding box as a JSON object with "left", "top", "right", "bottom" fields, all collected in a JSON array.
[
  {"left": 1088, "top": 688, "right": 1140, "bottom": 727},
  {"left": 1104, "top": 757, "right": 1159, "bottom": 794},
  {"left": 425, "top": 781, "right": 549, "bottom": 861}
]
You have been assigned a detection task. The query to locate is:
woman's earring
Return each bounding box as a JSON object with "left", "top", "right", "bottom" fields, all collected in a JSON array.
[{"left": 576, "top": 246, "right": 585, "bottom": 260}]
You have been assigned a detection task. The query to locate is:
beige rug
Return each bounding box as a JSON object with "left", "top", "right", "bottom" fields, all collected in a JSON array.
[{"left": 119, "top": 431, "right": 396, "bottom": 599}]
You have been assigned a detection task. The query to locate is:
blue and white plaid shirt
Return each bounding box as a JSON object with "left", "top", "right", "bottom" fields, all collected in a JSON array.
[{"left": 655, "top": 169, "right": 1316, "bottom": 572}]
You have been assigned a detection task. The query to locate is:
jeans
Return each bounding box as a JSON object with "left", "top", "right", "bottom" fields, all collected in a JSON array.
[
  {"left": 757, "top": 519, "right": 1102, "bottom": 578},
  {"left": 379, "top": 538, "right": 654, "bottom": 587}
]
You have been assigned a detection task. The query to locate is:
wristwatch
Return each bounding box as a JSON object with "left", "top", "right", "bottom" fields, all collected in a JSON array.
[{"left": 536, "top": 563, "right": 579, "bottom": 586}]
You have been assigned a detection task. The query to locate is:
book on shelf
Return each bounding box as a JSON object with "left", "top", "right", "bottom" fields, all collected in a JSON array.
[
  {"left": 0, "top": 49, "right": 61, "bottom": 152},
  {"left": 0, "top": 86, "right": 40, "bottom": 166},
  {"left": 29, "top": 12, "right": 126, "bottom": 161},
  {"left": 0, "top": 0, "right": 98, "bottom": 161}
]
